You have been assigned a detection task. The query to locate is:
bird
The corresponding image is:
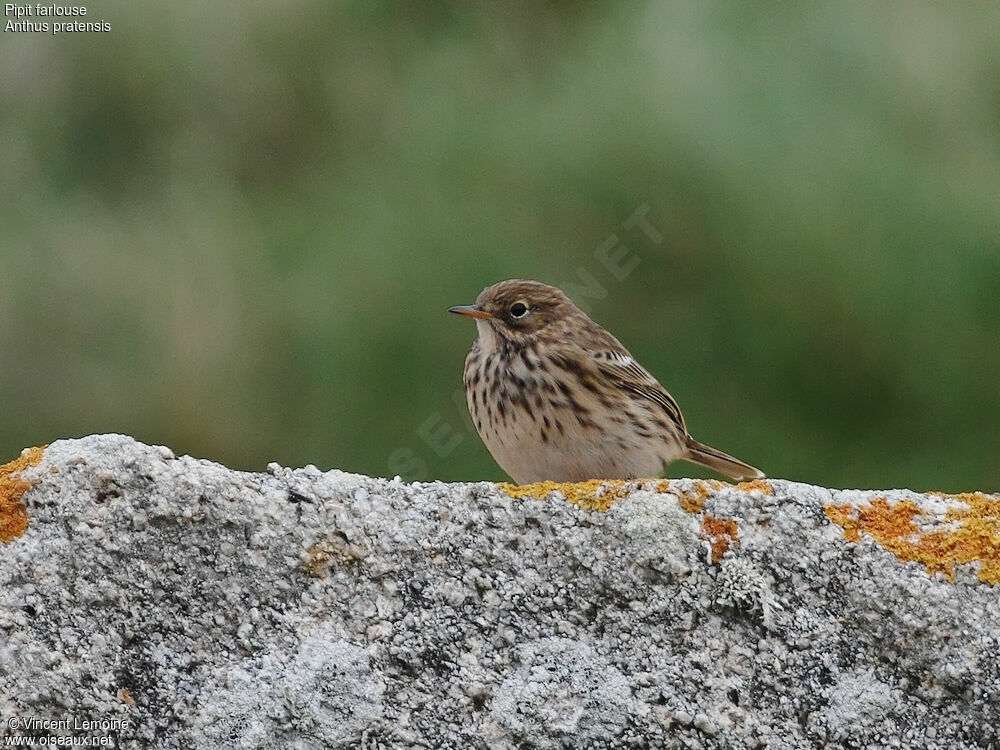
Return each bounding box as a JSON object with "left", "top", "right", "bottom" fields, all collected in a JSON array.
[{"left": 448, "top": 279, "right": 763, "bottom": 484}]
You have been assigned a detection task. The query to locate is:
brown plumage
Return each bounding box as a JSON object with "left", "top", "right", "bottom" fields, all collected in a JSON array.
[{"left": 449, "top": 279, "right": 763, "bottom": 484}]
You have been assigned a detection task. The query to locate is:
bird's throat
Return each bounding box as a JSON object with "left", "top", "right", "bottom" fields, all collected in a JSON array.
[{"left": 474, "top": 319, "right": 504, "bottom": 355}]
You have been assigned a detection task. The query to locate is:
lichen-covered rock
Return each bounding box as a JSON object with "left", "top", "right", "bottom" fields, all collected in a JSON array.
[{"left": 0, "top": 435, "right": 997, "bottom": 748}]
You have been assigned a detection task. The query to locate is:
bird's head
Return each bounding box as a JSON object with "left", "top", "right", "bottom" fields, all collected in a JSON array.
[{"left": 449, "top": 279, "right": 579, "bottom": 346}]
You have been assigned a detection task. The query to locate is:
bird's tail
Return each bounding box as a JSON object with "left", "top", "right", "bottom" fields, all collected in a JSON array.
[{"left": 683, "top": 437, "right": 763, "bottom": 481}]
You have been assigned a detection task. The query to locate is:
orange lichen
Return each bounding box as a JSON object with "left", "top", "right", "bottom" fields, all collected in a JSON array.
[
  {"left": 304, "top": 535, "right": 367, "bottom": 577},
  {"left": 702, "top": 514, "right": 740, "bottom": 563},
  {"left": 736, "top": 478, "right": 774, "bottom": 495},
  {"left": 825, "top": 494, "right": 1000, "bottom": 585},
  {"left": 498, "top": 479, "right": 640, "bottom": 511},
  {"left": 500, "top": 477, "right": 763, "bottom": 513},
  {"left": 500, "top": 477, "right": 761, "bottom": 566},
  {"left": 0, "top": 445, "right": 46, "bottom": 543},
  {"left": 304, "top": 543, "right": 334, "bottom": 578},
  {"left": 660, "top": 479, "right": 725, "bottom": 513}
]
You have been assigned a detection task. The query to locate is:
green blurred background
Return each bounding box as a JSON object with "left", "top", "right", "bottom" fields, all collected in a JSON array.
[{"left": 2, "top": 2, "right": 998, "bottom": 491}]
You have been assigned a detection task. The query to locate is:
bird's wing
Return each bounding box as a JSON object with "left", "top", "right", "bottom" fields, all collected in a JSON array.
[{"left": 589, "top": 347, "right": 687, "bottom": 432}]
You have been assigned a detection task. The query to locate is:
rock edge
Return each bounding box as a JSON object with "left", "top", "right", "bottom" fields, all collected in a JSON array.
[{"left": 0, "top": 435, "right": 997, "bottom": 749}]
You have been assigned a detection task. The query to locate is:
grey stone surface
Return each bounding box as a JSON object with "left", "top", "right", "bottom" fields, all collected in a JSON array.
[{"left": 0, "top": 434, "right": 998, "bottom": 749}]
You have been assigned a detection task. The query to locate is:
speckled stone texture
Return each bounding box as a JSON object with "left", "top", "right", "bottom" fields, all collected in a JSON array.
[{"left": 0, "top": 435, "right": 997, "bottom": 749}]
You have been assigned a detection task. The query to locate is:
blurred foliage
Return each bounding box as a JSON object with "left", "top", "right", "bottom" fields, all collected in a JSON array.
[{"left": 1, "top": 1, "right": 998, "bottom": 491}]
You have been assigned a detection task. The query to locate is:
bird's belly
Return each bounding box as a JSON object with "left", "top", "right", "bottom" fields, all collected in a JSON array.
[
  {"left": 464, "top": 348, "right": 685, "bottom": 484},
  {"left": 476, "top": 409, "right": 678, "bottom": 484}
]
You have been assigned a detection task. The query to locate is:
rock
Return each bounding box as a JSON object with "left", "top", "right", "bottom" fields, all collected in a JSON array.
[{"left": 0, "top": 434, "right": 997, "bottom": 748}]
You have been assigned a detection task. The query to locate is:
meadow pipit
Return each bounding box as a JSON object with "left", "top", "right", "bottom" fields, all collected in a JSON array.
[{"left": 449, "top": 279, "right": 763, "bottom": 484}]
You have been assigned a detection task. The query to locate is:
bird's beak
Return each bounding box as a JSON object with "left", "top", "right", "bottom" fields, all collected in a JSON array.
[{"left": 448, "top": 305, "right": 492, "bottom": 320}]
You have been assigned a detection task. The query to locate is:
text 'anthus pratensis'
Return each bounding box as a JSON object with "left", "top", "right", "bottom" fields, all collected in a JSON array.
[{"left": 449, "top": 279, "right": 763, "bottom": 484}]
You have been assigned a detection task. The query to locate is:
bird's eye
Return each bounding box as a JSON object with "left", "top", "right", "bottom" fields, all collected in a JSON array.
[{"left": 510, "top": 302, "right": 529, "bottom": 318}]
